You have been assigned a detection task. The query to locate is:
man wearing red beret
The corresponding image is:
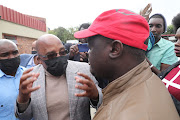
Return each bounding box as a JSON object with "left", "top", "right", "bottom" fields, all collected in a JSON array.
[{"left": 74, "top": 9, "right": 179, "bottom": 120}]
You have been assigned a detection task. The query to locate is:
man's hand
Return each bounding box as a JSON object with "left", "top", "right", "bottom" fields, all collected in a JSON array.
[
  {"left": 79, "top": 52, "right": 88, "bottom": 62},
  {"left": 139, "top": 3, "right": 152, "bottom": 21},
  {"left": 18, "top": 67, "right": 40, "bottom": 103},
  {"left": 75, "top": 72, "right": 99, "bottom": 100},
  {"left": 69, "top": 44, "right": 79, "bottom": 59}
]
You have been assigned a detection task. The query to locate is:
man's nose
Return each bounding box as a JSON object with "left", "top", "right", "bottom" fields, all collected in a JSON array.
[
  {"left": 57, "top": 53, "right": 61, "bottom": 57},
  {"left": 175, "top": 38, "right": 180, "bottom": 45},
  {"left": 151, "top": 26, "right": 156, "bottom": 32}
]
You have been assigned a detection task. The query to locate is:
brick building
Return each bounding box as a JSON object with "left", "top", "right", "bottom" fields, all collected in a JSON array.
[{"left": 0, "top": 5, "right": 48, "bottom": 54}]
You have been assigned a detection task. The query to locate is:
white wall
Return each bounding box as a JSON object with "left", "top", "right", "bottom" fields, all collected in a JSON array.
[{"left": 0, "top": 19, "right": 48, "bottom": 39}]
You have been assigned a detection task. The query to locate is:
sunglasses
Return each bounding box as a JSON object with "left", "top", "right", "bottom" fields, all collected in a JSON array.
[{"left": 38, "top": 49, "right": 68, "bottom": 60}]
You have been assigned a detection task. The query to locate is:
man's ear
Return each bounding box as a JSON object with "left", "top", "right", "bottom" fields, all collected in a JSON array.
[
  {"left": 109, "top": 40, "right": 123, "bottom": 58},
  {"left": 37, "top": 56, "right": 42, "bottom": 64}
]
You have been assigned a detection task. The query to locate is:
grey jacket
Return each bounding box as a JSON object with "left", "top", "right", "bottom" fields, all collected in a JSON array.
[{"left": 15, "top": 60, "right": 102, "bottom": 120}]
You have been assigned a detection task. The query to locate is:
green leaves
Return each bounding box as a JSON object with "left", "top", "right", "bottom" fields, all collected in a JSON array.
[
  {"left": 48, "top": 26, "right": 78, "bottom": 43},
  {"left": 165, "top": 25, "right": 175, "bottom": 34}
]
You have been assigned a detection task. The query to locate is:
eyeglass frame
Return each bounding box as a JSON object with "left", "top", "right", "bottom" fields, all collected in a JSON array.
[{"left": 37, "top": 49, "right": 68, "bottom": 60}]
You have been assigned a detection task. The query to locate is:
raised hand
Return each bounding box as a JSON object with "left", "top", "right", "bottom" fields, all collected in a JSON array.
[
  {"left": 69, "top": 44, "right": 79, "bottom": 59},
  {"left": 75, "top": 72, "right": 99, "bottom": 100},
  {"left": 139, "top": 3, "right": 152, "bottom": 21},
  {"left": 79, "top": 52, "right": 88, "bottom": 62},
  {"left": 18, "top": 67, "right": 40, "bottom": 103}
]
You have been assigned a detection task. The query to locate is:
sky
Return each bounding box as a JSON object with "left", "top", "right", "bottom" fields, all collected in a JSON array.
[{"left": 1, "top": 0, "right": 180, "bottom": 30}]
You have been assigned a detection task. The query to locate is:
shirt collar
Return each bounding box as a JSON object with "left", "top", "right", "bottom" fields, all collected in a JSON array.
[
  {"left": 0, "top": 66, "right": 25, "bottom": 78},
  {"left": 15, "top": 66, "right": 25, "bottom": 76},
  {"left": 0, "top": 69, "right": 5, "bottom": 77},
  {"left": 155, "top": 37, "right": 164, "bottom": 48}
]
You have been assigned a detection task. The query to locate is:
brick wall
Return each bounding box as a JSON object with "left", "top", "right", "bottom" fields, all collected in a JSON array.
[
  {"left": 17, "top": 36, "right": 36, "bottom": 54},
  {"left": 2, "top": 33, "right": 36, "bottom": 54}
]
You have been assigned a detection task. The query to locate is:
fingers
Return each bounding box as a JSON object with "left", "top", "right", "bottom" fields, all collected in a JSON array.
[
  {"left": 79, "top": 52, "right": 87, "bottom": 59},
  {"left": 23, "top": 67, "right": 34, "bottom": 75},
  {"left": 20, "top": 71, "right": 39, "bottom": 84},
  {"left": 20, "top": 72, "right": 34, "bottom": 84},
  {"left": 75, "top": 81, "right": 89, "bottom": 90},
  {"left": 21, "top": 85, "right": 40, "bottom": 95},
  {"left": 74, "top": 78, "right": 99, "bottom": 99},
  {"left": 21, "top": 74, "right": 39, "bottom": 89},
  {"left": 19, "top": 71, "right": 40, "bottom": 97},
  {"left": 26, "top": 85, "right": 41, "bottom": 93},
  {"left": 74, "top": 75, "right": 92, "bottom": 96},
  {"left": 76, "top": 72, "right": 91, "bottom": 81},
  {"left": 75, "top": 91, "right": 87, "bottom": 97},
  {"left": 70, "top": 45, "right": 79, "bottom": 54},
  {"left": 74, "top": 72, "right": 99, "bottom": 99},
  {"left": 75, "top": 77, "right": 92, "bottom": 87},
  {"left": 18, "top": 84, "right": 40, "bottom": 103},
  {"left": 80, "top": 58, "right": 83, "bottom": 62}
]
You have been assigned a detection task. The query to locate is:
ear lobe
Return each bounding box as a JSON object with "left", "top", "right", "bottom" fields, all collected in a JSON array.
[{"left": 109, "top": 40, "right": 123, "bottom": 58}]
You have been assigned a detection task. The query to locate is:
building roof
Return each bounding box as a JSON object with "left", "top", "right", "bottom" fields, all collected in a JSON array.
[{"left": 0, "top": 5, "right": 46, "bottom": 32}]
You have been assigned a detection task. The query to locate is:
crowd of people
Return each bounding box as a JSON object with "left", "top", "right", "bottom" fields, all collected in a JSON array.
[{"left": 1, "top": 5, "right": 180, "bottom": 120}]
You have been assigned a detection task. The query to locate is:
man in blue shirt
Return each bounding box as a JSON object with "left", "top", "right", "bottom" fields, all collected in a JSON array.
[
  {"left": 0, "top": 39, "right": 25, "bottom": 120},
  {"left": 147, "top": 13, "right": 178, "bottom": 71}
]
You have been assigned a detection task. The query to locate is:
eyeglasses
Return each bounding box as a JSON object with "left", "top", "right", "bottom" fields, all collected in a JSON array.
[{"left": 38, "top": 49, "right": 68, "bottom": 60}]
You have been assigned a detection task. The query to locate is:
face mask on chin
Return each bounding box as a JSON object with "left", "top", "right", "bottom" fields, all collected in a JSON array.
[
  {"left": 0, "top": 56, "right": 20, "bottom": 75},
  {"left": 44, "top": 56, "right": 68, "bottom": 76}
]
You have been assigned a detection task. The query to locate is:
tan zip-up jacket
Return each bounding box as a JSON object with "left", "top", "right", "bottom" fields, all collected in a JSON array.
[{"left": 93, "top": 60, "right": 179, "bottom": 120}]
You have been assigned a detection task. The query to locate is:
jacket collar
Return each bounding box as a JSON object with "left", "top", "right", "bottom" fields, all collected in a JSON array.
[{"left": 102, "top": 59, "right": 152, "bottom": 105}]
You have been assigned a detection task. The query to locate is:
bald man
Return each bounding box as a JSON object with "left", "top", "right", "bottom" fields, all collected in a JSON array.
[
  {"left": 15, "top": 34, "right": 102, "bottom": 120},
  {"left": 0, "top": 39, "right": 26, "bottom": 120}
]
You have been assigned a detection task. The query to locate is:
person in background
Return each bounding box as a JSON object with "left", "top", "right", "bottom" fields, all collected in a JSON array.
[
  {"left": 31, "top": 40, "right": 37, "bottom": 54},
  {"left": 146, "top": 13, "right": 178, "bottom": 71},
  {"left": 70, "top": 23, "right": 109, "bottom": 88},
  {"left": 78, "top": 23, "right": 90, "bottom": 43},
  {"left": 74, "top": 9, "right": 179, "bottom": 120},
  {"left": 155, "top": 13, "right": 180, "bottom": 115},
  {"left": 15, "top": 34, "right": 102, "bottom": 120},
  {"left": 0, "top": 39, "right": 25, "bottom": 120},
  {"left": 68, "top": 23, "right": 90, "bottom": 62},
  {"left": 20, "top": 41, "right": 40, "bottom": 68}
]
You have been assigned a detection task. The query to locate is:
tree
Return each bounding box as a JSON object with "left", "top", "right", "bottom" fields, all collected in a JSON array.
[
  {"left": 165, "top": 25, "right": 175, "bottom": 34},
  {"left": 48, "top": 26, "right": 78, "bottom": 43}
]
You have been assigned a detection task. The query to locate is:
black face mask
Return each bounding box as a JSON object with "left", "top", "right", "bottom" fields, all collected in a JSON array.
[
  {"left": 44, "top": 56, "right": 68, "bottom": 76},
  {"left": 31, "top": 51, "right": 37, "bottom": 54},
  {"left": 0, "top": 56, "right": 20, "bottom": 75}
]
